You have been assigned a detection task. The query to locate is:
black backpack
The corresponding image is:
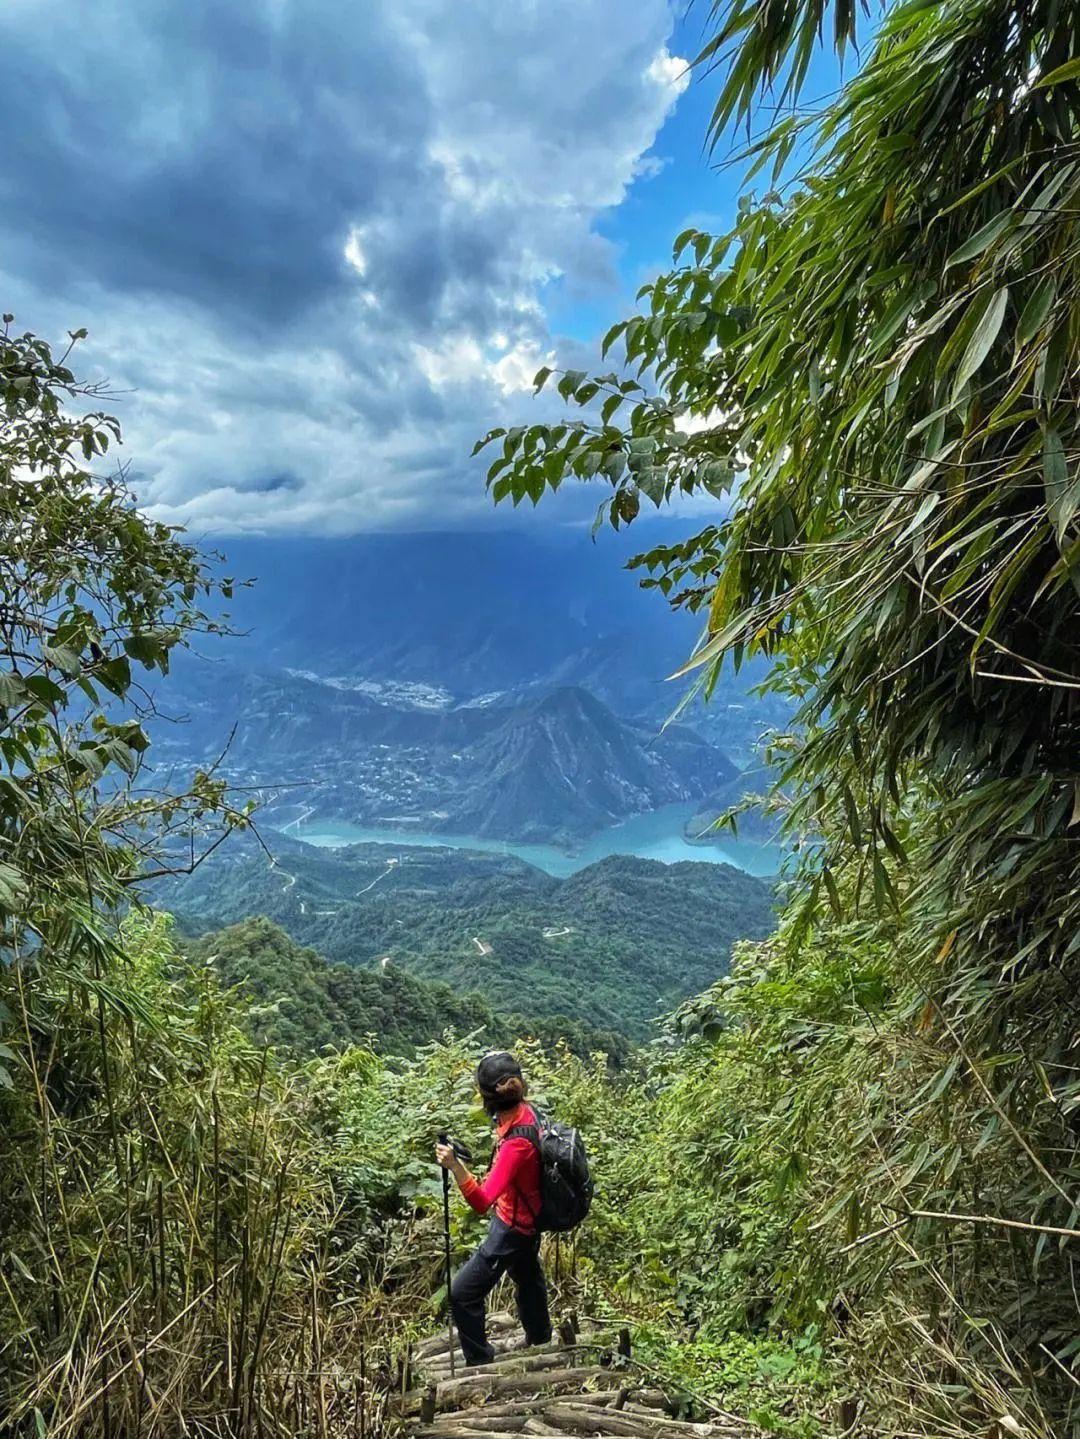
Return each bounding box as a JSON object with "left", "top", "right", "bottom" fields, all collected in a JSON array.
[{"left": 509, "top": 1114, "right": 593, "bottom": 1233}]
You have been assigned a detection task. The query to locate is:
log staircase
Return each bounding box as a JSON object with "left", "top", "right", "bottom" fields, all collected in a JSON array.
[{"left": 396, "top": 1313, "right": 750, "bottom": 1439}]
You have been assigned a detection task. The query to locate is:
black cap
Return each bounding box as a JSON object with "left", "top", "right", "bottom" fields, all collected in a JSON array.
[{"left": 476, "top": 1051, "right": 522, "bottom": 1100}]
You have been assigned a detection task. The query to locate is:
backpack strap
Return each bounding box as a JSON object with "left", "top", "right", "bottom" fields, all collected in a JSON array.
[
  {"left": 506, "top": 1123, "right": 540, "bottom": 1149},
  {"left": 505, "top": 1123, "right": 543, "bottom": 1225}
]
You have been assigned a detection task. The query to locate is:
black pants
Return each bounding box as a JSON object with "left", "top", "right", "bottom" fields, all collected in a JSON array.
[{"left": 450, "top": 1218, "right": 551, "bottom": 1366}]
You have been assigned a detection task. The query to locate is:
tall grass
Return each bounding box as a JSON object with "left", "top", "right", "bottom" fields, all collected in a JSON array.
[{"left": 0, "top": 913, "right": 430, "bottom": 1439}]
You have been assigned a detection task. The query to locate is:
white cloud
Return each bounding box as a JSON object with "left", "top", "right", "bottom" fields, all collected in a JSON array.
[
  {"left": 0, "top": 0, "right": 689, "bottom": 534},
  {"left": 343, "top": 228, "right": 368, "bottom": 277},
  {"left": 413, "top": 334, "right": 487, "bottom": 387},
  {"left": 648, "top": 48, "right": 691, "bottom": 94},
  {"left": 412, "top": 333, "right": 553, "bottom": 396},
  {"left": 491, "top": 342, "right": 556, "bottom": 395}
]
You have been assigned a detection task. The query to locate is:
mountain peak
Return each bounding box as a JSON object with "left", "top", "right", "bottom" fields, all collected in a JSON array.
[
  {"left": 439, "top": 683, "right": 732, "bottom": 846},
  {"left": 525, "top": 685, "right": 614, "bottom": 723}
]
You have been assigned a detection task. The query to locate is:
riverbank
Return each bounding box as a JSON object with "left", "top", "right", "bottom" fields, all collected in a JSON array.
[{"left": 279, "top": 801, "right": 783, "bottom": 879}]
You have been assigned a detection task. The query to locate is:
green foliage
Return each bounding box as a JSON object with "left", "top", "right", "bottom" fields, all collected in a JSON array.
[
  {"left": 156, "top": 837, "right": 775, "bottom": 1041},
  {"left": 628, "top": 1326, "right": 829, "bottom": 1439},
  {"left": 0, "top": 902, "right": 832, "bottom": 1436},
  {"left": 484, "top": 0, "right": 1080, "bottom": 1432},
  {"left": 0, "top": 917, "right": 532, "bottom": 1437}
]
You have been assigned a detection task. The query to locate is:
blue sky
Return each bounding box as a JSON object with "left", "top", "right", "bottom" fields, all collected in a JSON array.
[
  {"left": 549, "top": 8, "right": 729, "bottom": 343},
  {"left": 0, "top": 1, "right": 837, "bottom": 536}
]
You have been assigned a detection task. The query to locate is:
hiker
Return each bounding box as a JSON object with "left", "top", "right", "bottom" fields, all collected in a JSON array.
[{"left": 435, "top": 1051, "right": 552, "bottom": 1366}]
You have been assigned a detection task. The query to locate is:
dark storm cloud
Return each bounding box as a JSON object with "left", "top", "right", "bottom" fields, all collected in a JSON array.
[
  {"left": 0, "top": 0, "right": 431, "bottom": 323},
  {"left": 0, "top": 0, "right": 687, "bottom": 531}
]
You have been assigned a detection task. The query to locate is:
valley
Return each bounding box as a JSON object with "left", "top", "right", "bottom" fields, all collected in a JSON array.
[
  {"left": 145, "top": 528, "right": 790, "bottom": 844},
  {"left": 146, "top": 528, "right": 785, "bottom": 1054},
  {"left": 153, "top": 834, "right": 776, "bottom": 1039},
  {"left": 153, "top": 669, "right": 747, "bottom": 847}
]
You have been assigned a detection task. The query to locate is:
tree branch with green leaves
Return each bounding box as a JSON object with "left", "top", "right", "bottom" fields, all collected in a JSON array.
[{"left": 0, "top": 319, "right": 251, "bottom": 1001}]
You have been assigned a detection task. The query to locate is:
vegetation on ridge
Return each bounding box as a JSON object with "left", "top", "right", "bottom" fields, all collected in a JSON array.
[
  {"left": 154, "top": 836, "right": 775, "bottom": 1039},
  {"left": 182, "top": 915, "right": 633, "bottom": 1062}
]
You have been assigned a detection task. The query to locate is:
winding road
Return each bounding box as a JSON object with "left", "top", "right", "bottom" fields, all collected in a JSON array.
[{"left": 356, "top": 856, "right": 400, "bottom": 895}]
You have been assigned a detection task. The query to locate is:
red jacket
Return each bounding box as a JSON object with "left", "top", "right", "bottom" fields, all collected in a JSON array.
[{"left": 459, "top": 1102, "right": 542, "bottom": 1234}]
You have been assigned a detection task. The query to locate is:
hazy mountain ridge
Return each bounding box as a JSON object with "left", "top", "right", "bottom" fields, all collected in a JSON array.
[
  {"left": 210, "top": 530, "right": 691, "bottom": 709},
  {"left": 190, "top": 528, "right": 789, "bottom": 739},
  {"left": 153, "top": 664, "right": 741, "bottom": 844}
]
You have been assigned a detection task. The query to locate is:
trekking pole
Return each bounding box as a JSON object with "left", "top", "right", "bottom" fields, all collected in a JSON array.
[{"left": 437, "top": 1131, "right": 457, "bottom": 1377}]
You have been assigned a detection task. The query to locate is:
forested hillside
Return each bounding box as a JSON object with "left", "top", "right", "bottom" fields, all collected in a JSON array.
[
  {"left": 183, "top": 916, "right": 631, "bottom": 1061},
  {"left": 156, "top": 836, "right": 775, "bottom": 1037}
]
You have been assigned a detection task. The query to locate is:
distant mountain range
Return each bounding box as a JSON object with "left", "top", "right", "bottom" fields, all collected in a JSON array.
[
  {"left": 154, "top": 665, "right": 736, "bottom": 843},
  {"left": 146, "top": 527, "right": 789, "bottom": 847},
  {"left": 147, "top": 529, "right": 783, "bottom": 1047}
]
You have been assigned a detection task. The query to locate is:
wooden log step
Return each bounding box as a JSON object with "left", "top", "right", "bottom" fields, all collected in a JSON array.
[
  {"left": 413, "top": 1430, "right": 527, "bottom": 1439},
  {"left": 419, "top": 1415, "right": 529, "bottom": 1427},
  {"left": 622, "top": 1400, "right": 675, "bottom": 1418},
  {"left": 426, "top": 1346, "right": 614, "bottom": 1383},
  {"left": 418, "top": 1312, "right": 516, "bottom": 1352},
  {"left": 541, "top": 1409, "right": 653, "bottom": 1438},
  {"left": 440, "top": 1333, "right": 614, "bottom": 1362},
  {"left": 546, "top": 1403, "right": 716, "bottom": 1429},
  {"left": 424, "top": 1334, "right": 616, "bottom": 1378},
  {"left": 522, "top": 1421, "right": 565, "bottom": 1436},
  {"left": 446, "top": 1367, "right": 625, "bottom": 1404},
  {"left": 416, "top": 1337, "right": 452, "bottom": 1360},
  {"left": 407, "top": 1372, "right": 621, "bottom": 1415},
  {"left": 428, "top": 1392, "right": 629, "bottom": 1425},
  {"left": 541, "top": 1404, "right": 744, "bottom": 1438}
]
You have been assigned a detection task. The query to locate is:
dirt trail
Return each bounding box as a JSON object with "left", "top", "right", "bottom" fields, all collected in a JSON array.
[{"left": 397, "top": 1313, "right": 751, "bottom": 1439}]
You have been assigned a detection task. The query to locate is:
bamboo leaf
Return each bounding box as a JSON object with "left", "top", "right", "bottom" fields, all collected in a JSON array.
[
  {"left": 944, "top": 212, "right": 1014, "bottom": 269},
  {"left": 1035, "top": 57, "right": 1080, "bottom": 88},
  {"left": 1015, "top": 277, "right": 1056, "bottom": 348},
  {"left": 951, "top": 286, "right": 1008, "bottom": 396}
]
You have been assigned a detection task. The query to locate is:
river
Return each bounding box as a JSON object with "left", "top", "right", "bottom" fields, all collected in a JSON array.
[{"left": 284, "top": 801, "right": 782, "bottom": 879}]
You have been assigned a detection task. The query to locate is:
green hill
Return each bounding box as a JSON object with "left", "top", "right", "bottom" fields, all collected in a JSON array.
[
  {"left": 155, "top": 835, "right": 776, "bottom": 1038},
  {"left": 183, "top": 916, "right": 631, "bottom": 1061}
]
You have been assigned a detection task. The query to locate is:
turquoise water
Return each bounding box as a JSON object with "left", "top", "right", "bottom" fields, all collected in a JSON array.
[{"left": 285, "top": 802, "right": 783, "bottom": 879}]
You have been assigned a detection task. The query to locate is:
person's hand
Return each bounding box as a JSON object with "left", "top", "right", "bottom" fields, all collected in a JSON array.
[{"left": 435, "top": 1141, "right": 456, "bottom": 1170}]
